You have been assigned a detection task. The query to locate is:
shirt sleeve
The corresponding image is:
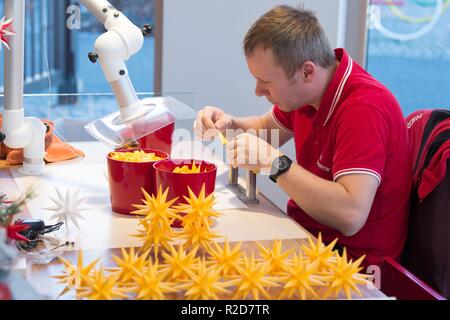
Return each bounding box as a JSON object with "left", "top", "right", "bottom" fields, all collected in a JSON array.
[
  {"left": 271, "top": 105, "right": 294, "bottom": 133},
  {"left": 332, "top": 104, "right": 390, "bottom": 185}
]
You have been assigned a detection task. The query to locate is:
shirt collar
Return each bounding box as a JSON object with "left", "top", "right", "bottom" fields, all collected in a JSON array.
[{"left": 313, "top": 48, "right": 353, "bottom": 127}]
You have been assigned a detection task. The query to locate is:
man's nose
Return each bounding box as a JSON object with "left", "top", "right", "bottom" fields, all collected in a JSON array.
[{"left": 255, "top": 82, "right": 266, "bottom": 97}]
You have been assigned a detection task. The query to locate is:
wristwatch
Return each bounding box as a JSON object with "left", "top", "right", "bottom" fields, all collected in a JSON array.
[{"left": 269, "top": 155, "right": 293, "bottom": 183}]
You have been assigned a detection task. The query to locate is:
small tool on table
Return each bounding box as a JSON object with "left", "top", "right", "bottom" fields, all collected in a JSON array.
[{"left": 219, "top": 132, "right": 259, "bottom": 205}]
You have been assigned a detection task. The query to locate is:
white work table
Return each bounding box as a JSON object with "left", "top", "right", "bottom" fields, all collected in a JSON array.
[{"left": 0, "top": 140, "right": 387, "bottom": 300}]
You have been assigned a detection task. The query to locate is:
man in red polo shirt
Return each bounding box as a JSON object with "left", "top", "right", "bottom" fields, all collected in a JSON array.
[{"left": 194, "top": 6, "right": 412, "bottom": 267}]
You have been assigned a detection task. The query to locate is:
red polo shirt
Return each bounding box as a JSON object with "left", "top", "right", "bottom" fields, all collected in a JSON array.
[{"left": 272, "top": 49, "right": 412, "bottom": 267}]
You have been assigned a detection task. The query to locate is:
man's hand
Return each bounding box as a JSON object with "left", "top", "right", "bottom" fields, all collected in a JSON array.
[
  {"left": 194, "top": 106, "right": 232, "bottom": 140},
  {"left": 226, "top": 133, "right": 282, "bottom": 173}
]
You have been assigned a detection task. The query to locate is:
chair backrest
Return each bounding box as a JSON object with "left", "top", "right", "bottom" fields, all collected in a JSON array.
[
  {"left": 400, "top": 109, "right": 450, "bottom": 299},
  {"left": 401, "top": 160, "right": 450, "bottom": 299}
]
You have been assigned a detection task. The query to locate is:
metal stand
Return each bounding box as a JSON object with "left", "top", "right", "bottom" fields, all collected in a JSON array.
[{"left": 227, "top": 167, "right": 259, "bottom": 205}]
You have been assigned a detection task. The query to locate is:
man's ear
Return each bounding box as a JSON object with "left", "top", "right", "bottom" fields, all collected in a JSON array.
[{"left": 301, "top": 61, "right": 315, "bottom": 82}]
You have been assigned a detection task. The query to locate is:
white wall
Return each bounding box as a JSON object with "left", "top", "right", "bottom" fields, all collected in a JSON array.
[{"left": 162, "top": 0, "right": 347, "bottom": 211}]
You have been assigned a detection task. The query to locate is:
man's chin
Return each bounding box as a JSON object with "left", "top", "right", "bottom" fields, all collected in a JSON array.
[{"left": 277, "top": 105, "right": 290, "bottom": 112}]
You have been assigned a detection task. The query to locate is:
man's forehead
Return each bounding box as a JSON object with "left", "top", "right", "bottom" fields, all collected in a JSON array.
[{"left": 247, "top": 50, "right": 287, "bottom": 79}]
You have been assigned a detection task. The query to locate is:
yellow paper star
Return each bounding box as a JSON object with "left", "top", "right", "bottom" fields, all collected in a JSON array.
[
  {"left": 110, "top": 247, "right": 150, "bottom": 286},
  {"left": 78, "top": 265, "right": 130, "bottom": 300},
  {"left": 160, "top": 244, "right": 199, "bottom": 280},
  {"left": 232, "top": 253, "right": 279, "bottom": 300},
  {"left": 131, "top": 186, "right": 179, "bottom": 229},
  {"left": 51, "top": 251, "right": 100, "bottom": 297},
  {"left": 278, "top": 251, "right": 326, "bottom": 300},
  {"left": 176, "top": 184, "right": 221, "bottom": 229},
  {"left": 178, "top": 258, "right": 237, "bottom": 300},
  {"left": 206, "top": 239, "right": 243, "bottom": 276},
  {"left": 301, "top": 233, "right": 338, "bottom": 272},
  {"left": 132, "top": 260, "right": 179, "bottom": 300},
  {"left": 323, "top": 248, "right": 371, "bottom": 300},
  {"left": 256, "top": 239, "right": 294, "bottom": 274}
]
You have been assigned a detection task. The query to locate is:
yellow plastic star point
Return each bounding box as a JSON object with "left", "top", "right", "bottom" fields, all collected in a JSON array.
[
  {"left": 279, "top": 251, "right": 326, "bottom": 300},
  {"left": 78, "top": 265, "right": 129, "bottom": 300},
  {"left": 132, "top": 217, "right": 176, "bottom": 258},
  {"left": 132, "top": 260, "right": 178, "bottom": 300},
  {"left": 218, "top": 131, "right": 228, "bottom": 145},
  {"left": 131, "top": 186, "right": 179, "bottom": 225},
  {"left": 110, "top": 150, "right": 163, "bottom": 162},
  {"left": 110, "top": 247, "right": 150, "bottom": 285},
  {"left": 179, "top": 224, "right": 222, "bottom": 252},
  {"left": 232, "top": 253, "right": 279, "bottom": 300},
  {"left": 323, "top": 248, "right": 371, "bottom": 300},
  {"left": 173, "top": 161, "right": 204, "bottom": 174},
  {"left": 130, "top": 186, "right": 180, "bottom": 257},
  {"left": 176, "top": 184, "right": 221, "bottom": 229},
  {"left": 178, "top": 258, "right": 236, "bottom": 300},
  {"left": 256, "top": 239, "right": 293, "bottom": 274},
  {"left": 160, "top": 244, "right": 199, "bottom": 281},
  {"left": 51, "top": 251, "right": 100, "bottom": 297},
  {"left": 206, "top": 239, "right": 243, "bottom": 276},
  {"left": 301, "top": 233, "right": 338, "bottom": 271}
]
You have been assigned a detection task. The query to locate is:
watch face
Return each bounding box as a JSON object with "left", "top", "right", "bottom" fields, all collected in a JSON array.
[{"left": 271, "top": 158, "right": 281, "bottom": 175}]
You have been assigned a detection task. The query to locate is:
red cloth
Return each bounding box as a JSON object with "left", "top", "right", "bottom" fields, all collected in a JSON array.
[
  {"left": 272, "top": 48, "right": 412, "bottom": 267},
  {"left": 406, "top": 109, "right": 450, "bottom": 201},
  {"left": 0, "top": 115, "right": 84, "bottom": 165}
]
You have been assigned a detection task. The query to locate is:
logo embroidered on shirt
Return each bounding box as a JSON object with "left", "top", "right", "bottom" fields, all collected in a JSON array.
[
  {"left": 406, "top": 113, "right": 423, "bottom": 129},
  {"left": 316, "top": 158, "right": 330, "bottom": 173}
]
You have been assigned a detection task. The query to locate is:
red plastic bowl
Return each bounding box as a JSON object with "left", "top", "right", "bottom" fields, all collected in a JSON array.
[
  {"left": 153, "top": 159, "right": 217, "bottom": 228},
  {"left": 107, "top": 149, "right": 169, "bottom": 215},
  {"left": 138, "top": 122, "right": 175, "bottom": 156}
]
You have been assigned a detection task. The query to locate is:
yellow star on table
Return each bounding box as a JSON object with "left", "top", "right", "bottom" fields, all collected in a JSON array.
[
  {"left": 178, "top": 258, "right": 237, "bottom": 300},
  {"left": 131, "top": 186, "right": 179, "bottom": 229},
  {"left": 256, "top": 239, "right": 294, "bottom": 274},
  {"left": 132, "top": 217, "right": 176, "bottom": 258},
  {"left": 131, "top": 260, "right": 179, "bottom": 300},
  {"left": 51, "top": 251, "right": 100, "bottom": 297},
  {"left": 301, "top": 233, "right": 338, "bottom": 272},
  {"left": 323, "top": 248, "right": 370, "bottom": 300},
  {"left": 232, "top": 253, "right": 279, "bottom": 300},
  {"left": 206, "top": 239, "right": 243, "bottom": 277},
  {"left": 110, "top": 247, "right": 150, "bottom": 286},
  {"left": 278, "top": 251, "right": 326, "bottom": 300},
  {"left": 179, "top": 223, "right": 222, "bottom": 252},
  {"left": 176, "top": 184, "right": 221, "bottom": 229},
  {"left": 78, "top": 265, "right": 130, "bottom": 300},
  {"left": 160, "top": 244, "right": 199, "bottom": 280}
]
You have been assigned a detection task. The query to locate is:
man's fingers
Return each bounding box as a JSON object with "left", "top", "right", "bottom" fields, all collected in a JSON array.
[
  {"left": 215, "top": 116, "right": 230, "bottom": 131},
  {"left": 200, "top": 111, "right": 216, "bottom": 131}
]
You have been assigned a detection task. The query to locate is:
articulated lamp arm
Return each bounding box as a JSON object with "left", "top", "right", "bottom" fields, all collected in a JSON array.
[{"left": 79, "top": 0, "right": 153, "bottom": 122}]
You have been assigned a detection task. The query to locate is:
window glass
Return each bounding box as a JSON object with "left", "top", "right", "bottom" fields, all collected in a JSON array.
[
  {"left": 1, "top": 0, "right": 156, "bottom": 137},
  {"left": 367, "top": 0, "right": 450, "bottom": 116},
  {"left": 1, "top": 0, "right": 155, "bottom": 96}
]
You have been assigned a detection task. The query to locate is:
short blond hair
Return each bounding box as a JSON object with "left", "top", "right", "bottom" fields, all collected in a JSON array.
[{"left": 244, "top": 5, "right": 335, "bottom": 78}]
